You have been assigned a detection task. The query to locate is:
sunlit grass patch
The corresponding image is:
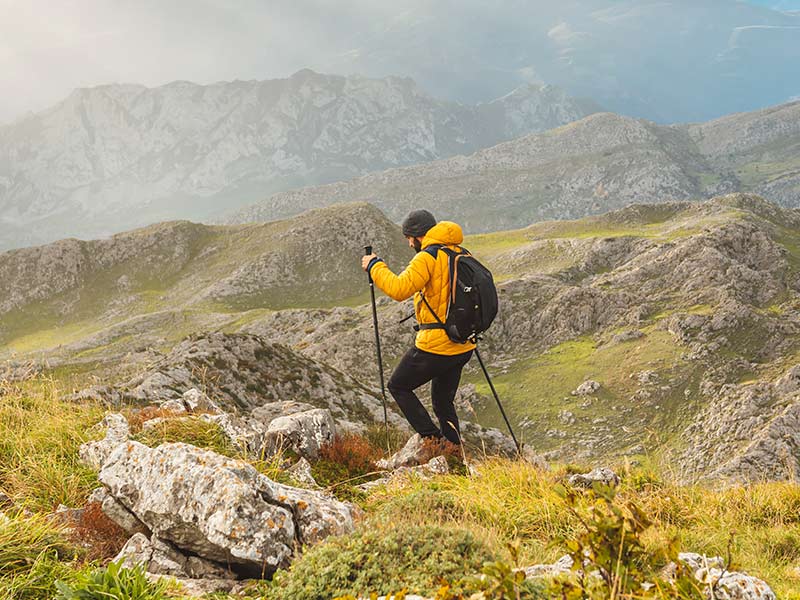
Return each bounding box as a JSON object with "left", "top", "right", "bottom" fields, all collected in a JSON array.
[{"left": 0, "top": 378, "right": 103, "bottom": 511}]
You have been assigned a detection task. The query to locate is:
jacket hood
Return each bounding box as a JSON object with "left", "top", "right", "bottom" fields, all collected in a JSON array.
[{"left": 422, "top": 221, "right": 463, "bottom": 248}]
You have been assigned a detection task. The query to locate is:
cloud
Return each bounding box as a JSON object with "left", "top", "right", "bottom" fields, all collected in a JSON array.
[{"left": 0, "top": 0, "right": 386, "bottom": 122}]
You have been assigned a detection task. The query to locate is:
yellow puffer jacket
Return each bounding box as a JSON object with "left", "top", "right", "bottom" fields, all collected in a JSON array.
[{"left": 369, "top": 221, "right": 476, "bottom": 356}]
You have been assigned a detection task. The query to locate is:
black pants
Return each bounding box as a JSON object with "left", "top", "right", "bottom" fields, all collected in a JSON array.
[{"left": 387, "top": 347, "right": 473, "bottom": 445}]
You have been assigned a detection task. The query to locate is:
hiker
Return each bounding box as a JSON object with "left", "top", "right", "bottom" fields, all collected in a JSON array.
[{"left": 361, "top": 209, "right": 474, "bottom": 445}]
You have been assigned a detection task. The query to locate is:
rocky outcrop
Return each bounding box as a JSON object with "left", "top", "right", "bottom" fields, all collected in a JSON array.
[
  {"left": 678, "top": 363, "right": 800, "bottom": 483},
  {"left": 81, "top": 332, "right": 407, "bottom": 433},
  {"left": 98, "top": 441, "right": 357, "bottom": 575}
]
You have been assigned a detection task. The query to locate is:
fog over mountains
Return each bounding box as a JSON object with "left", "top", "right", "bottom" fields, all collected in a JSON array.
[
  {"left": 312, "top": 0, "right": 800, "bottom": 123},
  {"left": 0, "top": 71, "right": 597, "bottom": 250}
]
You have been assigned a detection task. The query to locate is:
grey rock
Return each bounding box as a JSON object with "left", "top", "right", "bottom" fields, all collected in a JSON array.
[
  {"left": 287, "top": 458, "right": 320, "bottom": 489},
  {"left": 695, "top": 569, "right": 775, "bottom": 600},
  {"left": 610, "top": 329, "right": 645, "bottom": 344},
  {"left": 148, "top": 575, "right": 240, "bottom": 597},
  {"left": 376, "top": 434, "right": 427, "bottom": 470},
  {"left": 568, "top": 467, "right": 620, "bottom": 489},
  {"left": 199, "top": 413, "right": 266, "bottom": 456},
  {"left": 88, "top": 487, "right": 149, "bottom": 536},
  {"left": 264, "top": 408, "right": 336, "bottom": 460},
  {"left": 49, "top": 504, "right": 84, "bottom": 529},
  {"left": 677, "top": 552, "right": 725, "bottom": 572},
  {"left": 572, "top": 380, "right": 601, "bottom": 396},
  {"left": 460, "top": 421, "right": 519, "bottom": 457},
  {"left": 523, "top": 554, "right": 574, "bottom": 579},
  {"left": 521, "top": 447, "right": 549, "bottom": 471},
  {"left": 359, "top": 456, "right": 450, "bottom": 492},
  {"left": 98, "top": 441, "right": 355, "bottom": 573},
  {"left": 158, "top": 399, "right": 188, "bottom": 414},
  {"left": 181, "top": 388, "right": 223, "bottom": 414},
  {"left": 114, "top": 533, "right": 234, "bottom": 579},
  {"left": 661, "top": 553, "right": 775, "bottom": 599},
  {"left": 249, "top": 401, "right": 317, "bottom": 426},
  {"left": 79, "top": 413, "right": 130, "bottom": 470}
]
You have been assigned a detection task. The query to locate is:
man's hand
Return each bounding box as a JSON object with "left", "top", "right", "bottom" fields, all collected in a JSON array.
[{"left": 362, "top": 253, "right": 378, "bottom": 271}]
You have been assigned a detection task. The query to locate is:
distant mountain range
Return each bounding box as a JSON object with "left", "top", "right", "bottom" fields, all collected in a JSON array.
[
  {"left": 0, "top": 71, "right": 597, "bottom": 250},
  {"left": 227, "top": 101, "right": 800, "bottom": 233}
]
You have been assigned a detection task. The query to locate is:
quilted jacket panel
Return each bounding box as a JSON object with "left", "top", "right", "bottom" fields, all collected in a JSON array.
[{"left": 370, "top": 221, "right": 476, "bottom": 356}]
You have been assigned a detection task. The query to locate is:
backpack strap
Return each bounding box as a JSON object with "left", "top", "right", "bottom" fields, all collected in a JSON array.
[{"left": 416, "top": 244, "right": 467, "bottom": 330}]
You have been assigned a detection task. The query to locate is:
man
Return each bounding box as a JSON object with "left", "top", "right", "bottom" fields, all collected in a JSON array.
[{"left": 361, "top": 209, "right": 474, "bottom": 445}]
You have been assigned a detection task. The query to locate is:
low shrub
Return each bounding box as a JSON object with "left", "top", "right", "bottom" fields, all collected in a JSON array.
[
  {"left": 266, "top": 523, "right": 498, "bottom": 599},
  {"left": 312, "top": 434, "right": 383, "bottom": 498},
  {"left": 318, "top": 434, "right": 381, "bottom": 477},
  {"left": 71, "top": 502, "right": 129, "bottom": 562}
]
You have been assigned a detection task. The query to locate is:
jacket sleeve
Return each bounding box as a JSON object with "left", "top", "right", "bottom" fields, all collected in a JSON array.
[{"left": 369, "top": 252, "right": 434, "bottom": 301}]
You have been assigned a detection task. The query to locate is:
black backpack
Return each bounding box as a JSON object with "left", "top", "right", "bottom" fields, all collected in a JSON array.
[{"left": 419, "top": 245, "right": 499, "bottom": 344}]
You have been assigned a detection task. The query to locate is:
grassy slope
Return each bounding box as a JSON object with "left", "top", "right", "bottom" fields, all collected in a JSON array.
[
  {"left": 2, "top": 377, "right": 800, "bottom": 598},
  {"left": 460, "top": 197, "right": 800, "bottom": 460},
  {"left": 0, "top": 203, "right": 409, "bottom": 357},
  {"left": 5, "top": 196, "right": 800, "bottom": 466}
]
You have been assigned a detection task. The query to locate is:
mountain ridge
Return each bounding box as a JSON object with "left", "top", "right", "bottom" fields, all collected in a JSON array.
[
  {"left": 0, "top": 71, "right": 598, "bottom": 250},
  {"left": 226, "top": 102, "right": 800, "bottom": 232}
]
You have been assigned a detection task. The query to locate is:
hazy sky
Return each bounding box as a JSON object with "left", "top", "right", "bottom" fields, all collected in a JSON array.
[
  {"left": 0, "top": 0, "right": 380, "bottom": 123},
  {"left": 1, "top": 0, "right": 798, "bottom": 124}
]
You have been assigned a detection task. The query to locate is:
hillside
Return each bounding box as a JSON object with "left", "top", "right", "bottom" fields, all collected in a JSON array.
[
  {"left": 4, "top": 193, "right": 800, "bottom": 487},
  {"left": 0, "top": 72, "right": 596, "bottom": 250},
  {"left": 0, "top": 202, "right": 409, "bottom": 362},
  {"left": 228, "top": 102, "right": 800, "bottom": 232},
  {"left": 4, "top": 193, "right": 800, "bottom": 598}
]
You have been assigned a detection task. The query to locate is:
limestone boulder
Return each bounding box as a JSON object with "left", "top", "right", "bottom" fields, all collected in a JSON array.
[
  {"left": 568, "top": 467, "right": 620, "bottom": 489},
  {"left": 264, "top": 408, "right": 336, "bottom": 460},
  {"left": 114, "top": 533, "right": 234, "bottom": 579},
  {"left": 98, "top": 441, "right": 356, "bottom": 574},
  {"left": 78, "top": 413, "right": 130, "bottom": 470}
]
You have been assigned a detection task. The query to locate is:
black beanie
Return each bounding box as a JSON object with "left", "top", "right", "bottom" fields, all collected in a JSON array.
[{"left": 401, "top": 209, "right": 437, "bottom": 237}]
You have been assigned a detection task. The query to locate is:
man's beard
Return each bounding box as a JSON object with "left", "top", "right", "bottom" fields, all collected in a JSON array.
[{"left": 413, "top": 238, "right": 422, "bottom": 253}]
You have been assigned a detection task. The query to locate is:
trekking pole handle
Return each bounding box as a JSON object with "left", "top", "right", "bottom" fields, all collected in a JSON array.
[{"left": 364, "top": 246, "right": 374, "bottom": 283}]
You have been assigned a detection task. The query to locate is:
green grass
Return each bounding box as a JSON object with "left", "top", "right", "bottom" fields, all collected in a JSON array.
[
  {"left": 1, "top": 371, "right": 798, "bottom": 599},
  {"left": 469, "top": 331, "right": 687, "bottom": 452},
  {"left": 0, "top": 512, "right": 83, "bottom": 600},
  {"left": 0, "top": 378, "right": 103, "bottom": 512},
  {"left": 735, "top": 158, "right": 800, "bottom": 188}
]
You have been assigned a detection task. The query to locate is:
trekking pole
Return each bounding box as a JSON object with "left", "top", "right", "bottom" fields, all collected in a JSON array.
[
  {"left": 473, "top": 346, "right": 522, "bottom": 456},
  {"left": 365, "top": 245, "right": 390, "bottom": 451}
]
